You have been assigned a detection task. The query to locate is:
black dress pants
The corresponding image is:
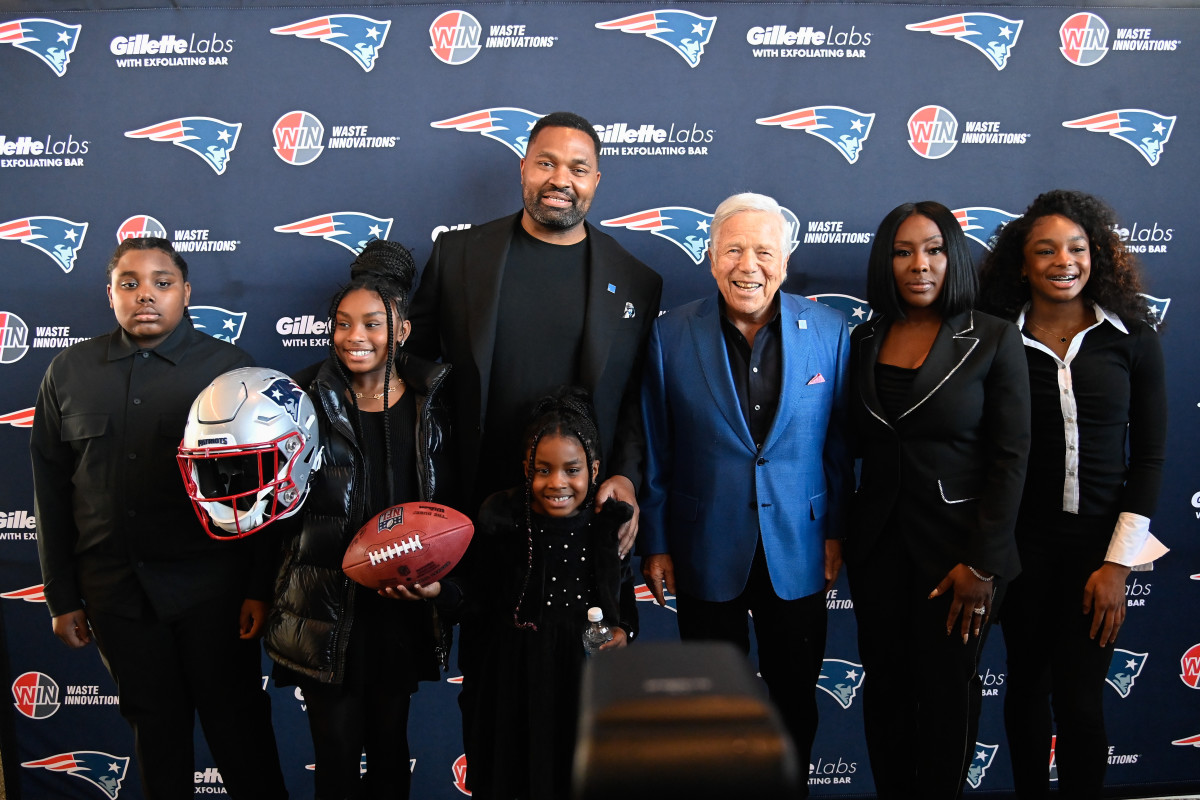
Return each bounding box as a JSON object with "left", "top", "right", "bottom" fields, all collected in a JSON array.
[
  {"left": 848, "top": 530, "right": 993, "bottom": 800},
  {"left": 1002, "top": 511, "right": 1117, "bottom": 800},
  {"left": 88, "top": 592, "right": 287, "bottom": 800},
  {"left": 673, "top": 540, "right": 827, "bottom": 799}
]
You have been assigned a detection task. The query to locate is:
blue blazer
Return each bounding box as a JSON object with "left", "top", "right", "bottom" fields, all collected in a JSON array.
[{"left": 638, "top": 292, "right": 853, "bottom": 602}]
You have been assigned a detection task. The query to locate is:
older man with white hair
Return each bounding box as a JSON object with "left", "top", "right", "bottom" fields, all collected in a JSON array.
[{"left": 638, "top": 193, "right": 852, "bottom": 794}]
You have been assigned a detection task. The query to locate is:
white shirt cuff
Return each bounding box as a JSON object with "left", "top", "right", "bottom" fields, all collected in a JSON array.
[{"left": 1104, "top": 512, "right": 1168, "bottom": 568}]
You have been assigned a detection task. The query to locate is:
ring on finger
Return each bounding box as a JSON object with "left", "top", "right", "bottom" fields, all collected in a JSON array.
[{"left": 972, "top": 606, "right": 987, "bottom": 615}]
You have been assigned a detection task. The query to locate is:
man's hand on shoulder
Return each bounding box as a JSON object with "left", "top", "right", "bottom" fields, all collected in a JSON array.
[
  {"left": 596, "top": 475, "right": 639, "bottom": 557},
  {"left": 52, "top": 609, "right": 91, "bottom": 649}
]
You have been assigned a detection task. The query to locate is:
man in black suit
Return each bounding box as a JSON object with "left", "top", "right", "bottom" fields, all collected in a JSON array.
[
  {"left": 408, "top": 112, "right": 660, "bottom": 791},
  {"left": 408, "top": 110, "right": 662, "bottom": 545},
  {"left": 30, "top": 237, "right": 286, "bottom": 800}
]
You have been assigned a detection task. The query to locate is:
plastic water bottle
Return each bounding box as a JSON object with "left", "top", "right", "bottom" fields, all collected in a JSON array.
[{"left": 582, "top": 607, "right": 613, "bottom": 657}]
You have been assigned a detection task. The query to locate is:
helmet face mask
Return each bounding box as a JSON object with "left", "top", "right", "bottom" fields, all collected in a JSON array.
[{"left": 179, "top": 368, "right": 322, "bottom": 540}]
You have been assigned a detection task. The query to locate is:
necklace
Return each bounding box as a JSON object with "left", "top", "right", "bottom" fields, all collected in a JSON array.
[
  {"left": 353, "top": 377, "right": 404, "bottom": 400},
  {"left": 1028, "top": 319, "right": 1076, "bottom": 344}
]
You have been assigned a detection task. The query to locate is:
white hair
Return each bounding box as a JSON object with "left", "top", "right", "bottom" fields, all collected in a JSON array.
[{"left": 709, "top": 192, "right": 789, "bottom": 256}]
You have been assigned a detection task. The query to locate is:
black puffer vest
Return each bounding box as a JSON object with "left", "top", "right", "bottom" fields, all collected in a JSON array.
[{"left": 265, "top": 351, "right": 453, "bottom": 683}]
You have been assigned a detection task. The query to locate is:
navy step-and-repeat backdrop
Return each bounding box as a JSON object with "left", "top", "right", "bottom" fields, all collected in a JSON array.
[{"left": 2, "top": 1, "right": 1198, "bottom": 797}]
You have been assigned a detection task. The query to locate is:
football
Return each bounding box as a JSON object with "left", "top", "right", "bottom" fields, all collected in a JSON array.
[{"left": 342, "top": 502, "right": 474, "bottom": 590}]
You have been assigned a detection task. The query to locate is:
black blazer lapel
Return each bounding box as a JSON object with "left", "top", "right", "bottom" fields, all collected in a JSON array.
[
  {"left": 856, "top": 317, "right": 891, "bottom": 428},
  {"left": 462, "top": 213, "right": 518, "bottom": 414},
  {"left": 899, "top": 309, "right": 979, "bottom": 421},
  {"left": 579, "top": 221, "right": 626, "bottom": 390}
]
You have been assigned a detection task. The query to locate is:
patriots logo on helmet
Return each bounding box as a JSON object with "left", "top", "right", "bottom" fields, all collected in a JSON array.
[
  {"left": 270, "top": 15, "right": 391, "bottom": 72},
  {"left": 116, "top": 215, "right": 167, "bottom": 242},
  {"left": 1060, "top": 12, "right": 1109, "bottom": 66},
  {"left": 808, "top": 294, "right": 872, "bottom": 332},
  {"left": 965, "top": 742, "right": 999, "bottom": 789},
  {"left": 1, "top": 584, "right": 45, "bottom": 602},
  {"left": 1139, "top": 294, "right": 1170, "bottom": 329},
  {"left": 430, "top": 108, "right": 543, "bottom": 157},
  {"left": 274, "top": 213, "right": 392, "bottom": 254},
  {"left": 1106, "top": 648, "right": 1148, "bottom": 698},
  {"left": 190, "top": 306, "right": 247, "bottom": 344},
  {"left": 602, "top": 207, "right": 712, "bottom": 264},
  {"left": 634, "top": 582, "right": 677, "bottom": 611},
  {"left": 595, "top": 10, "right": 716, "bottom": 68},
  {"left": 756, "top": 107, "right": 874, "bottom": 164},
  {"left": 22, "top": 751, "right": 129, "bottom": 798},
  {"left": 906, "top": 14, "right": 1022, "bottom": 70},
  {"left": 0, "top": 216, "right": 88, "bottom": 273},
  {"left": 954, "top": 207, "right": 1018, "bottom": 250},
  {"left": 0, "top": 18, "right": 80, "bottom": 76},
  {"left": 816, "top": 659, "right": 864, "bottom": 709},
  {"left": 1062, "top": 109, "right": 1175, "bottom": 166},
  {"left": 125, "top": 117, "right": 241, "bottom": 175},
  {"left": 262, "top": 377, "right": 306, "bottom": 425}
]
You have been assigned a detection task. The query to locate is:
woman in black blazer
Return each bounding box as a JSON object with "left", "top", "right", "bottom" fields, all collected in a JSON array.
[
  {"left": 847, "top": 201, "right": 1031, "bottom": 798},
  {"left": 979, "top": 190, "right": 1167, "bottom": 799}
]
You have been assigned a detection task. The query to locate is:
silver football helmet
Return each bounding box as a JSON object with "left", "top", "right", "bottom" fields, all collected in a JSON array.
[{"left": 178, "top": 367, "right": 322, "bottom": 540}]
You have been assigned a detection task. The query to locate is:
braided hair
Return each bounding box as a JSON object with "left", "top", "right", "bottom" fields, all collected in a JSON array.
[
  {"left": 327, "top": 239, "right": 416, "bottom": 507},
  {"left": 511, "top": 386, "right": 602, "bottom": 630}
]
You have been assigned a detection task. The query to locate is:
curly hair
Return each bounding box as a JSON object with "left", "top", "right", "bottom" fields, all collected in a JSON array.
[
  {"left": 510, "top": 386, "right": 602, "bottom": 631},
  {"left": 327, "top": 239, "right": 417, "bottom": 506},
  {"left": 978, "top": 189, "right": 1153, "bottom": 324}
]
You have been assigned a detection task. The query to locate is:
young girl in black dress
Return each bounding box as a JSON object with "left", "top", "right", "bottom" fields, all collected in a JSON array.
[{"left": 455, "top": 387, "right": 638, "bottom": 800}]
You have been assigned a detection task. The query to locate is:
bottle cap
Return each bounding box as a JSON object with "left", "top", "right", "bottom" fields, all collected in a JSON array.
[{"left": 587, "top": 607, "right": 604, "bottom": 622}]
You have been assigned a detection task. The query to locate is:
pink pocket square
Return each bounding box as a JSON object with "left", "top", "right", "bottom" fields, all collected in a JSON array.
[{"left": 807, "top": 373, "right": 825, "bottom": 385}]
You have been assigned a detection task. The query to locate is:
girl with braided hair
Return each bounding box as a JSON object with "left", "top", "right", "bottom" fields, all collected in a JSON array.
[
  {"left": 448, "top": 386, "right": 637, "bottom": 799},
  {"left": 264, "top": 239, "right": 455, "bottom": 800}
]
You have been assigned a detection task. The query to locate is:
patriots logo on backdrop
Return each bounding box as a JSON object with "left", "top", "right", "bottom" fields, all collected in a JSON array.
[
  {"left": 22, "top": 751, "right": 129, "bottom": 798},
  {"left": 1173, "top": 733, "right": 1200, "bottom": 747},
  {"left": 965, "top": 742, "right": 999, "bottom": 788},
  {"left": 1139, "top": 294, "right": 1170, "bottom": 329},
  {"left": 1062, "top": 109, "right": 1175, "bottom": 166},
  {"left": 1060, "top": 12, "right": 1109, "bottom": 66},
  {"left": 274, "top": 213, "right": 392, "bottom": 254},
  {"left": 808, "top": 294, "right": 872, "bottom": 331},
  {"left": 756, "top": 106, "right": 874, "bottom": 164},
  {"left": 124, "top": 118, "right": 241, "bottom": 175},
  {"left": 262, "top": 378, "right": 305, "bottom": 424},
  {"left": 189, "top": 306, "right": 246, "bottom": 344},
  {"left": 0, "top": 216, "right": 88, "bottom": 273},
  {"left": 1, "top": 585, "right": 46, "bottom": 602},
  {"left": 634, "top": 583, "right": 677, "bottom": 611},
  {"left": 816, "top": 659, "right": 864, "bottom": 708},
  {"left": 430, "top": 108, "right": 543, "bottom": 157},
  {"left": 1106, "top": 649, "right": 1148, "bottom": 698},
  {"left": 906, "top": 14, "right": 1022, "bottom": 70},
  {"left": 0, "top": 18, "right": 80, "bottom": 76},
  {"left": 270, "top": 15, "right": 391, "bottom": 72},
  {"left": 954, "top": 207, "right": 1018, "bottom": 250},
  {"left": 116, "top": 215, "right": 167, "bottom": 242},
  {"left": 595, "top": 10, "right": 716, "bottom": 67},
  {"left": 0, "top": 408, "right": 35, "bottom": 428},
  {"left": 602, "top": 207, "right": 712, "bottom": 264}
]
